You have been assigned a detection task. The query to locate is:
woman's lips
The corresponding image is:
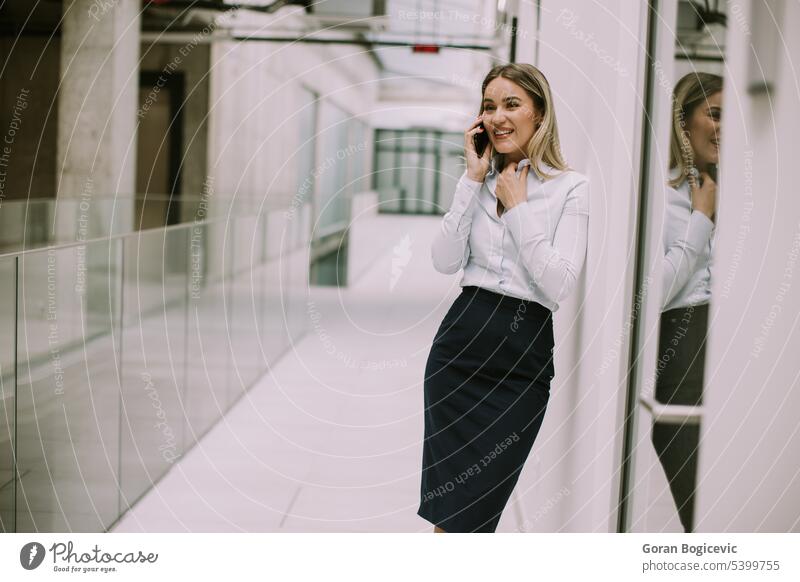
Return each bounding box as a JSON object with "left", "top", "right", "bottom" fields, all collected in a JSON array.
[{"left": 494, "top": 129, "right": 514, "bottom": 141}]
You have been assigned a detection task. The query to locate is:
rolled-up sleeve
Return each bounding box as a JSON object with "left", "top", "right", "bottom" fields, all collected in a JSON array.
[
  {"left": 500, "top": 178, "right": 590, "bottom": 305},
  {"left": 431, "top": 171, "right": 483, "bottom": 274},
  {"left": 662, "top": 210, "right": 714, "bottom": 308}
]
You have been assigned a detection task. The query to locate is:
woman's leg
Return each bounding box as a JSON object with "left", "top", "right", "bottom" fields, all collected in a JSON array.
[
  {"left": 652, "top": 305, "right": 707, "bottom": 532},
  {"left": 433, "top": 526, "right": 446, "bottom": 533},
  {"left": 651, "top": 421, "right": 700, "bottom": 532}
]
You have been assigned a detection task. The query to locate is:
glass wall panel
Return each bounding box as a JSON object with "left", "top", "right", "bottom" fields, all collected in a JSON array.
[
  {"left": 398, "top": 148, "right": 422, "bottom": 214},
  {"left": 0, "top": 198, "right": 136, "bottom": 253},
  {"left": 119, "top": 228, "right": 188, "bottom": 510},
  {"left": 0, "top": 257, "right": 16, "bottom": 532},
  {"left": 352, "top": 121, "right": 370, "bottom": 195},
  {"left": 400, "top": 130, "right": 421, "bottom": 150},
  {"left": 374, "top": 150, "right": 400, "bottom": 213},
  {"left": 227, "top": 216, "right": 265, "bottom": 406},
  {"left": 373, "top": 129, "right": 463, "bottom": 215},
  {"left": 184, "top": 221, "right": 230, "bottom": 449},
  {"left": 416, "top": 151, "right": 437, "bottom": 215},
  {"left": 315, "top": 103, "right": 350, "bottom": 235},
  {"left": 4, "top": 195, "right": 301, "bottom": 531},
  {"left": 260, "top": 220, "right": 289, "bottom": 368},
  {"left": 15, "top": 240, "right": 121, "bottom": 532},
  {"left": 285, "top": 205, "right": 310, "bottom": 344},
  {"left": 437, "top": 134, "right": 464, "bottom": 213},
  {"left": 294, "top": 86, "right": 317, "bottom": 209},
  {"left": 622, "top": 0, "right": 726, "bottom": 532}
]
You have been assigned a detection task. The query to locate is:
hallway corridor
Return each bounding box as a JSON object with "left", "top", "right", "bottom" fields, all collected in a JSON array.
[{"left": 111, "top": 213, "right": 531, "bottom": 532}]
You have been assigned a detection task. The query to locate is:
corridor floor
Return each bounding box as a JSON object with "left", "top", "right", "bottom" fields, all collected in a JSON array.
[{"left": 111, "top": 213, "right": 531, "bottom": 532}]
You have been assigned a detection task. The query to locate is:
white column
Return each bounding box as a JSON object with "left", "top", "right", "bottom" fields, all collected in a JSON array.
[
  {"left": 514, "top": 0, "right": 540, "bottom": 64},
  {"left": 56, "top": 0, "right": 140, "bottom": 234},
  {"left": 696, "top": 0, "right": 800, "bottom": 532}
]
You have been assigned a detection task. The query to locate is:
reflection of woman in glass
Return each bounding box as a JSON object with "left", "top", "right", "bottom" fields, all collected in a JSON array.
[
  {"left": 417, "top": 64, "right": 589, "bottom": 532},
  {"left": 653, "top": 72, "right": 722, "bottom": 532}
]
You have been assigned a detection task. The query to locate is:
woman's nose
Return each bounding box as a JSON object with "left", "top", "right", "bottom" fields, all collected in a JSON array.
[{"left": 490, "top": 113, "right": 508, "bottom": 126}]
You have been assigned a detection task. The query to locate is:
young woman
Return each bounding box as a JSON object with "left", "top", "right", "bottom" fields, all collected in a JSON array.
[
  {"left": 417, "top": 63, "right": 589, "bottom": 533},
  {"left": 652, "top": 71, "right": 722, "bottom": 533}
]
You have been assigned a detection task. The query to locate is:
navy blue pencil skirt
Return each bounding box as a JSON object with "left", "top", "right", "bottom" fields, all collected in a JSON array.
[{"left": 418, "top": 285, "right": 555, "bottom": 533}]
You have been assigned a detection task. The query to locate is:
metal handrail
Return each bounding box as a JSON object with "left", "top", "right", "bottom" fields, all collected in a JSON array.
[{"left": 639, "top": 395, "right": 703, "bottom": 425}]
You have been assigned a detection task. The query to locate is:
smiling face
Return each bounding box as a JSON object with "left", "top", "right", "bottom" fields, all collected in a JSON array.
[
  {"left": 481, "top": 76, "right": 541, "bottom": 164},
  {"left": 686, "top": 90, "right": 722, "bottom": 170}
]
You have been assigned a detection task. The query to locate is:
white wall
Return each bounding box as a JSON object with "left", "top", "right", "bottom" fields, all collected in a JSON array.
[
  {"left": 507, "top": 0, "right": 649, "bottom": 532},
  {"left": 695, "top": 0, "right": 800, "bottom": 532},
  {"left": 371, "top": 53, "right": 489, "bottom": 133},
  {"left": 206, "top": 22, "right": 380, "bottom": 275},
  {"left": 207, "top": 29, "right": 379, "bottom": 209},
  {"left": 370, "top": 100, "right": 476, "bottom": 134}
]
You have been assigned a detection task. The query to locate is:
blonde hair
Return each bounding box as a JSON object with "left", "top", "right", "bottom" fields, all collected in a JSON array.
[
  {"left": 669, "top": 72, "right": 723, "bottom": 187},
  {"left": 479, "top": 63, "right": 569, "bottom": 180}
]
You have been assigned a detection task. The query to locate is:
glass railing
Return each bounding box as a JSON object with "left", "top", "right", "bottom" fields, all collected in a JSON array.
[
  {"left": 0, "top": 197, "right": 311, "bottom": 532},
  {"left": 0, "top": 194, "right": 291, "bottom": 254}
]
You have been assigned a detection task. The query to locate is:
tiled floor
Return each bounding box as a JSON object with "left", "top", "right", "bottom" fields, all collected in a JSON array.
[{"left": 111, "top": 213, "right": 533, "bottom": 532}]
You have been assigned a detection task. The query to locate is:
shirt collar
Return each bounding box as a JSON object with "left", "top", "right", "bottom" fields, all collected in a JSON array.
[
  {"left": 487, "top": 155, "right": 531, "bottom": 176},
  {"left": 669, "top": 165, "right": 685, "bottom": 181},
  {"left": 484, "top": 157, "right": 538, "bottom": 206}
]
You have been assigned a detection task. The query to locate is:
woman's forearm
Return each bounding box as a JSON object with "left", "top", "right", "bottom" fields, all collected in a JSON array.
[
  {"left": 662, "top": 210, "right": 714, "bottom": 308},
  {"left": 431, "top": 172, "right": 483, "bottom": 274}
]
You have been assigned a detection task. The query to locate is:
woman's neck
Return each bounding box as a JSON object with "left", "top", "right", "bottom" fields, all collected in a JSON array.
[
  {"left": 692, "top": 156, "right": 717, "bottom": 175},
  {"left": 500, "top": 153, "right": 527, "bottom": 168}
]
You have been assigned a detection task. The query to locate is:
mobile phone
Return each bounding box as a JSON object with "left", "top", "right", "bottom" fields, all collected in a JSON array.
[
  {"left": 708, "top": 163, "right": 718, "bottom": 183},
  {"left": 473, "top": 122, "right": 490, "bottom": 157}
]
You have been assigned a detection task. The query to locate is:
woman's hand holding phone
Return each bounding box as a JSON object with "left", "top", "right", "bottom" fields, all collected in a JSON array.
[{"left": 465, "top": 116, "right": 493, "bottom": 183}]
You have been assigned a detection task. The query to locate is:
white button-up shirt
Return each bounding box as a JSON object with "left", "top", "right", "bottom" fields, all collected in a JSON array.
[
  {"left": 431, "top": 157, "right": 590, "bottom": 312},
  {"left": 662, "top": 169, "right": 715, "bottom": 311}
]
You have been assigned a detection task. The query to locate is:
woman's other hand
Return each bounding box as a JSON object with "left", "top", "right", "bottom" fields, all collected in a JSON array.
[
  {"left": 495, "top": 162, "right": 530, "bottom": 211},
  {"left": 690, "top": 171, "right": 717, "bottom": 221}
]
